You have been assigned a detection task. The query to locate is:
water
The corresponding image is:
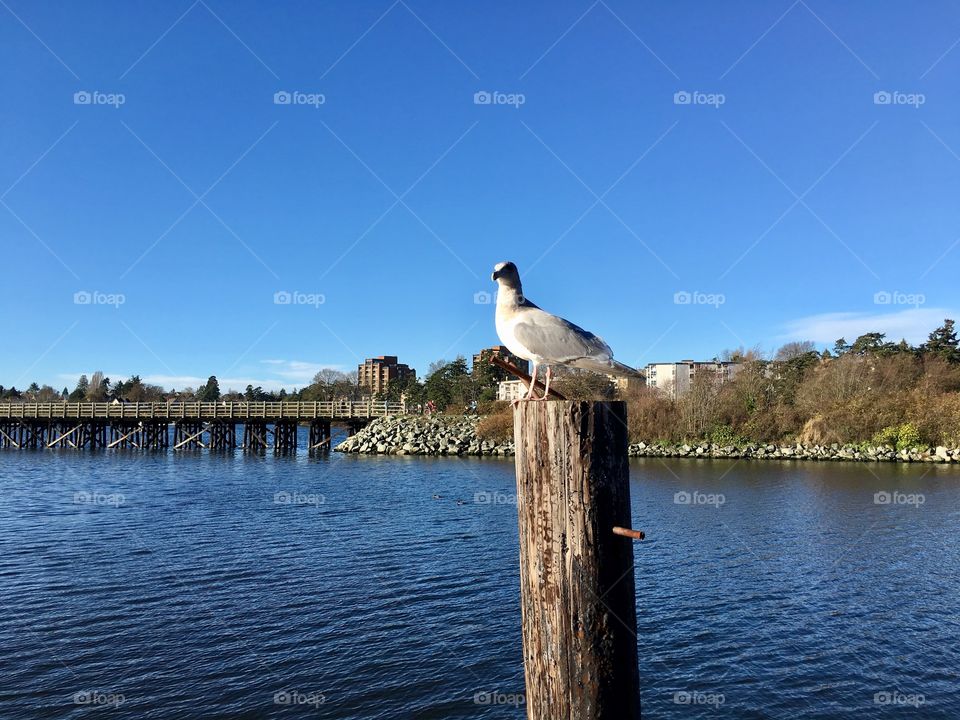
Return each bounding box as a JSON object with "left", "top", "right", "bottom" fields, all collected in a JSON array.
[{"left": 1, "top": 429, "right": 958, "bottom": 719}]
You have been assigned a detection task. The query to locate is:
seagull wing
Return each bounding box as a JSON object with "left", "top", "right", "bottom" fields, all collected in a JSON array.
[{"left": 511, "top": 307, "right": 614, "bottom": 365}]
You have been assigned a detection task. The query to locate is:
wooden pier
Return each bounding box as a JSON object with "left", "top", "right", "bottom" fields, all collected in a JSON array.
[{"left": 0, "top": 401, "right": 402, "bottom": 453}]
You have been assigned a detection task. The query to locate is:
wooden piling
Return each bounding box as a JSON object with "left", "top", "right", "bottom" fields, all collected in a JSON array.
[{"left": 513, "top": 400, "right": 641, "bottom": 720}]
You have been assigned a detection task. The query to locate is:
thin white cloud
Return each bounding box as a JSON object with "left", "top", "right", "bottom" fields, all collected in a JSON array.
[
  {"left": 260, "top": 359, "right": 342, "bottom": 382},
  {"left": 55, "top": 359, "right": 345, "bottom": 393},
  {"left": 781, "top": 308, "right": 956, "bottom": 345}
]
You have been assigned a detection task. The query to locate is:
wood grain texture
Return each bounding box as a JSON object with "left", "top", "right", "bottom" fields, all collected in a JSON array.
[{"left": 513, "top": 401, "right": 641, "bottom": 720}]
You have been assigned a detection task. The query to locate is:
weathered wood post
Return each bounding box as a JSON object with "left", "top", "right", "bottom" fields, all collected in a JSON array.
[{"left": 513, "top": 400, "right": 641, "bottom": 719}]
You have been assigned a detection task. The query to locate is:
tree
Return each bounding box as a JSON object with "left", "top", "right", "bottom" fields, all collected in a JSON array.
[
  {"left": 37, "top": 385, "right": 60, "bottom": 402},
  {"left": 472, "top": 349, "right": 513, "bottom": 401},
  {"left": 423, "top": 357, "right": 472, "bottom": 410},
  {"left": 850, "top": 332, "right": 892, "bottom": 356},
  {"left": 304, "top": 369, "right": 359, "bottom": 401},
  {"left": 775, "top": 340, "right": 816, "bottom": 361},
  {"left": 87, "top": 371, "right": 108, "bottom": 401},
  {"left": 720, "top": 346, "right": 764, "bottom": 363},
  {"left": 552, "top": 368, "right": 616, "bottom": 400},
  {"left": 69, "top": 375, "right": 89, "bottom": 401},
  {"left": 833, "top": 338, "right": 849, "bottom": 356},
  {"left": 677, "top": 372, "right": 721, "bottom": 439},
  {"left": 922, "top": 319, "right": 959, "bottom": 363},
  {"left": 198, "top": 375, "right": 221, "bottom": 402}
]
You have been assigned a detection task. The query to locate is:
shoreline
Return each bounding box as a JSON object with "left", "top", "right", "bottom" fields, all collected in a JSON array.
[{"left": 335, "top": 415, "right": 960, "bottom": 465}]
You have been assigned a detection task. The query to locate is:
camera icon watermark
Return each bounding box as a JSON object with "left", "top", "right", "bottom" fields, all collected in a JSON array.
[
  {"left": 873, "top": 290, "right": 925, "bottom": 308},
  {"left": 474, "top": 90, "right": 526, "bottom": 108},
  {"left": 274, "top": 491, "right": 325, "bottom": 507},
  {"left": 74, "top": 290, "right": 125, "bottom": 308},
  {"left": 874, "top": 690, "right": 924, "bottom": 707},
  {"left": 873, "top": 490, "right": 925, "bottom": 508},
  {"left": 74, "top": 90, "right": 125, "bottom": 108},
  {"left": 673, "top": 690, "right": 725, "bottom": 707},
  {"left": 473, "top": 290, "right": 495, "bottom": 305},
  {"left": 74, "top": 490, "right": 126, "bottom": 507},
  {"left": 73, "top": 690, "right": 125, "bottom": 707},
  {"left": 473, "top": 690, "right": 525, "bottom": 707},
  {"left": 474, "top": 491, "right": 518, "bottom": 505},
  {"left": 673, "top": 290, "right": 725, "bottom": 308},
  {"left": 273, "top": 90, "right": 326, "bottom": 108},
  {"left": 673, "top": 90, "right": 725, "bottom": 108},
  {"left": 273, "top": 290, "right": 325, "bottom": 308},
  {"left": 674, "top": 490, "right": 725, "bottom": 508},
  {"left": 873, "top": 90, "right": 925, "bottom": 108},
  {"left": 273, "top": 690, "right": 326, "bottom": 708}
]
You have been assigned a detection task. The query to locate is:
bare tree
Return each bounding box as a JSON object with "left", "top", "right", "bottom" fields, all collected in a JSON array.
[{"left": 775, "top": 340, "right": 816, "bottom": 361}]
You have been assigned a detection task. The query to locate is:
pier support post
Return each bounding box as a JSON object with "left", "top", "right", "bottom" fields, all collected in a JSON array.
[
  {"left": 273, "top": 421, "right": 298, "bottom": 453},
  {"left": 242, "top": 422, "right": 269, "bottom": 452},
  {"left": 308, "top": 420, "right": 331, "bottom": 453},
  {"left": 208, "top": 422, "right": 236, "bottom": 451},
  {"left": 513, "top": 400, "right": 641, "bottom": 720}
]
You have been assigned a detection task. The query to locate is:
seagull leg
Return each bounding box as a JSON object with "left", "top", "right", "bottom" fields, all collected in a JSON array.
[
  {"left": 525, "top": 363, "right": 539, "bottom": 401},
  {"left": 538, "top": 366, "right": 552, "bottom": 401},
  {"left": 513, "top": 363, "right": 538, "bottom": 406}
]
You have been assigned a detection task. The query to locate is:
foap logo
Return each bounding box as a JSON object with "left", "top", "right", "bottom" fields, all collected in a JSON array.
[
  {"left": 874, "top": 690, "right": 925, "bottom": 708},
  {"left": 273, "top": 90, "right": 326, "bottom": 108},
  {"left": 273, "top": 290, "right": 325, "bottom": 308},
  {"left": 473, "top": 691, "right": 525, "bottom": 707},
  {"left": 673, "top": 90, "right": 725, "bottom": 108},
  {"left": 73, "top": 691, "right": 125, "bottom": 708},
  {"left": 274, "top": 491, "right": 325, "bottom": 507},
  {"left": 273, "top": 690, "right": 326, "bottom": 708},
  {"left": 673, "top": 690, "right": 725, "bottom": 707},
  {"left": 474, "top": 90, "right": 526, "bottom": 108},
  {"left": 874, "top": 491, "right": 925, "bottom": 508},
  {"left": 74, "top": 490, "right": 125, "bottom": 507},
  {"left": 873, "top": 90, "right": 925, "bottom": 108},
  {"left": 873, "top": 290, "right": 925, "bottom": 308},
  {"left": 474, "top": 290, "right": 494, "bottom": 305},
  {"left": 674, "top": 490, "right": 725, "bottom": 508},
  {"left": 74, "top": 90, "right": 125, "bottom": 108},
  {"left": 474, "top": 491, "right": 518, "bottom": 505},
  {"left": 674, "top": 290, "right": 725, "bottom": 308},
  {"left": 74, "top": 290, "right": 125, "bottom": 308}
]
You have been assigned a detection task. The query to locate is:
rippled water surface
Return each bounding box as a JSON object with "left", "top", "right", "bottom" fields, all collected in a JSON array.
[{"left": 1, "top": 430, "right": 958, "bottom": 719}]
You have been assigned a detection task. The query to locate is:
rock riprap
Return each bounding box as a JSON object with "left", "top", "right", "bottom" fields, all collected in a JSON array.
[
  {"left": 628, "top": 441, "right": 959, "bottom": 463},
  {"left": 336, "top": 415, "right": 958, "bottom": 464},
  {"left": 335, "top": 415, "right": 514, "bottom": 456}
]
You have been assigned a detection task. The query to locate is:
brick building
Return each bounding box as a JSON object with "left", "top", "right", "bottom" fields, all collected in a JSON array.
[{"left": 357, "top": 356, "right": 415, "bottom": 396}]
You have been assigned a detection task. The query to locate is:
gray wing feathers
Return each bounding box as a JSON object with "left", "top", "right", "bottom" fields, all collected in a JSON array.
[{"left": 512, "top": 311, "right": 613, "bottom": 364}]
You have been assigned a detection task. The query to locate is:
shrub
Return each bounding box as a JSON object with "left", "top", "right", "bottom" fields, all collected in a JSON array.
[
  {"left": 477, "top": 399, "right": 509, "bottom": 416},
  {"left": 623, "top": 386, "right": 681, "bottom": 444},
  {"left": 476, "top": 405, "right": 514, "bottom": 443},
  {"left": 709, "top": 424, "right": 744, "bottom": 446},
  {"left": 872, "top": 422, "right": 922, "bottom": 451}
]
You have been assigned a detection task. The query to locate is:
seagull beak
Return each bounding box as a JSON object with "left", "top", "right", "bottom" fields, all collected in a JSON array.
[{"left": 491, "top": 271, "right": 498, "bottom": 282}]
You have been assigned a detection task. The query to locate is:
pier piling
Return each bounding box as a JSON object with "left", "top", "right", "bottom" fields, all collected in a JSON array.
[{"left": 513, "top": 400, "right": 641, "bottom": 719}]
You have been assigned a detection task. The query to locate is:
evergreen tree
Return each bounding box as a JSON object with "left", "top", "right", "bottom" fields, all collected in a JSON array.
[
  {"left": 69, "top": 375, "right": 89, "bottom": 401},
  {"left": 198, "top": 375, "right": 221, "bottom": 401},
  {"left": 922, "top": 319, "right": 960, "bottom": 363}
]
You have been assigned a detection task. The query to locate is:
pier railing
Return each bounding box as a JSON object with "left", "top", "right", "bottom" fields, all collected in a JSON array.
[{"left": 0, "top": 400, "right": 405, "bottom": 421}]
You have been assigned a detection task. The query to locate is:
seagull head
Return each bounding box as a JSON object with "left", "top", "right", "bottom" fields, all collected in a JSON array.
[{"left": 491, "top": 261, "right": 521, "bottom": 290}]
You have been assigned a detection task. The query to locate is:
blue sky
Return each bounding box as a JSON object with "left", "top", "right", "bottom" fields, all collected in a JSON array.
[{"left": 2, "top": 1, "right": 959, "bottom": 392}]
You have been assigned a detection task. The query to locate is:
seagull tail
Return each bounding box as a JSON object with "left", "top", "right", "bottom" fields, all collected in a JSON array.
[
  {"left": 606, "top": 359, "right": 645, "bottom": 379},
  {"left": 572, "top": 357, "right": 644, "bottom": 379}
]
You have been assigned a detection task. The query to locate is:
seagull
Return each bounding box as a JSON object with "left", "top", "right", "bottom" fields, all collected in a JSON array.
[{"left": 491, "top": 261, "right": 643, "bottom": 401}]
